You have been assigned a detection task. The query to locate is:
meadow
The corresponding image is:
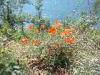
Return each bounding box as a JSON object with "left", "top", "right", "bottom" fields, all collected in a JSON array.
[{"left": 0, "top": 0, "right": 100, "bottom": 75}]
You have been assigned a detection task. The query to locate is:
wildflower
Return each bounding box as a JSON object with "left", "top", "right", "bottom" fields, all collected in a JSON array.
[
  {"left": 60, "top": 28, "right": 74, "bottom": 37},
  {"left": 54, "top": 20, "right": 62, "bottom": 29},
  {"left": 48, "top": 27, "right": 56, "bottom": 35},
  {"left": 64, "top": 37, "right": 75, "bottom": 44},
  {"left": 64, "top": 28, "right": 73, "bottom": 35},
  {"left": 20, "top": 37, "right": 29, "bottom": 45},
  {"left": 60, "top": 32, "right": 66, "bottom": 37},
  {"left": 28, "top": 24, "right": 34, "bottom": 30},
  {"left": 32, "top": 39, "right": 41, "bottom": 46}
]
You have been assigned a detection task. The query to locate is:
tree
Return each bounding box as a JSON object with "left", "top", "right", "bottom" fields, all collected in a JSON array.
[
  {"left": 0, "top": 0, "right": 29, "bottom": 29},
  {"left": 0, "top": 0, "right": 29, "bottom": 40},
  {"left": 93, "top": 0, "right": 100, "bottom": 15},
  {"left": 33, "top": 0, "right": 46, "bottom": 29},
  {"left": 35, "top": 0, "right": 43, "bottom": 19}
]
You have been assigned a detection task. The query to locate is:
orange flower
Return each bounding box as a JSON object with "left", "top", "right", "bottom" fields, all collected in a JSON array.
[
  {"left": 64, "top": 37, "right": 75, "bottom": 44},
  {"left": 48, "top": 27, "right": 56, "bottom": 35},
  {"left": 28, "top": 24, "right": 34, "bottom": 30},
  {"left": 64, "top": 28, "right": 73, "bottom": 35},
  {"left": 20, "top": 37, "right": 29, "bottom": 45},
  {"left": 60, "top": 28, "right": 74, "bottom": 37},
  {"left": 54, "top": 20, "right": 62, "bottom": 29},
  {"left": 60, "top": 32, "right": 66, "bottom": 37},
  {"left": 32, "top": 39, "right": 41, "bottom": 46}
]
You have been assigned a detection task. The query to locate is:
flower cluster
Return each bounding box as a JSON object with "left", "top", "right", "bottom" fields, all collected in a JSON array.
[
  {"left": 20, "top": 20, "right": 75, "bottom": 46},
  {"left": 20, "top": 37, "right": 41, "bottom": 46},
  {"left": 60, "top": 28, "right": 75, "bottom": 44}
]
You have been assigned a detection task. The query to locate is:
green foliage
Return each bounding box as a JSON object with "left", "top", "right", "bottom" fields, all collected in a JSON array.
[
  {"left": 31, "top": 16, "right": 50, "bottom": 28},
  {"left": 62, "top": 17, "right": 76, "bottom": 27},
  {"left": 41, "top": 45, "right": 73, "bottom": 73},
  {"left": 35, "top": 0, "right": 43, "bottom": 19},
  {"left": 0, "top": 43, "right": 26, "bottom": 75},
  {"left": 0, "top": 0, "right": 100, "bottom": 75},
  {"left": 93, "top": 0, "right": 100, "bottom": 15},
  {"left": 0, "top": 21, "right": 17, "bottom": 40},
  {"left": 0, "top": 62, "right": 22, "bottom": 75}
]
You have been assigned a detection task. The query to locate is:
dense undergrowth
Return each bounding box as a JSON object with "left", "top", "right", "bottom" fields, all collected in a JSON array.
[{"left": 0, "top": 15, "right": 100, "bottom": 75}]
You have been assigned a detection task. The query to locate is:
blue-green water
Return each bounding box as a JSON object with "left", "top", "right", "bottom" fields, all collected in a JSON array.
[{"left": 23, "top": 0, "right": 93, "bottom": 21}]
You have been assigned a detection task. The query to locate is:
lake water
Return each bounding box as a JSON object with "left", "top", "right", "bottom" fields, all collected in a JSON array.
[{"left": 23, "top": 0, "right": 93, "bottom": 21}]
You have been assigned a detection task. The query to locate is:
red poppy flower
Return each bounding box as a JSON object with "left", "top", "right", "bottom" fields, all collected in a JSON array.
[
  {"left": 32, "top": 39, "right": 41, "bottom": 46},
  {"left": 20, "top": 37, "right": 29, "bottom": 45},
  {"left": 28, "top": 24, "right": 34, "bottom": 30},
  {"left": 64, "top": 29, "right": 73, "bottom": 35},
  {"left": 48, "top": 27, "right": 56, "bottom": 35},
  {"left": 60, "top": 32, "right": 66, "bottom": 37},
  {"left": 64, "top": 37, "right": 75, "bottom": 44},
  {"left": 60, "top": 28, "right": 74, "bottom": 37}
]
